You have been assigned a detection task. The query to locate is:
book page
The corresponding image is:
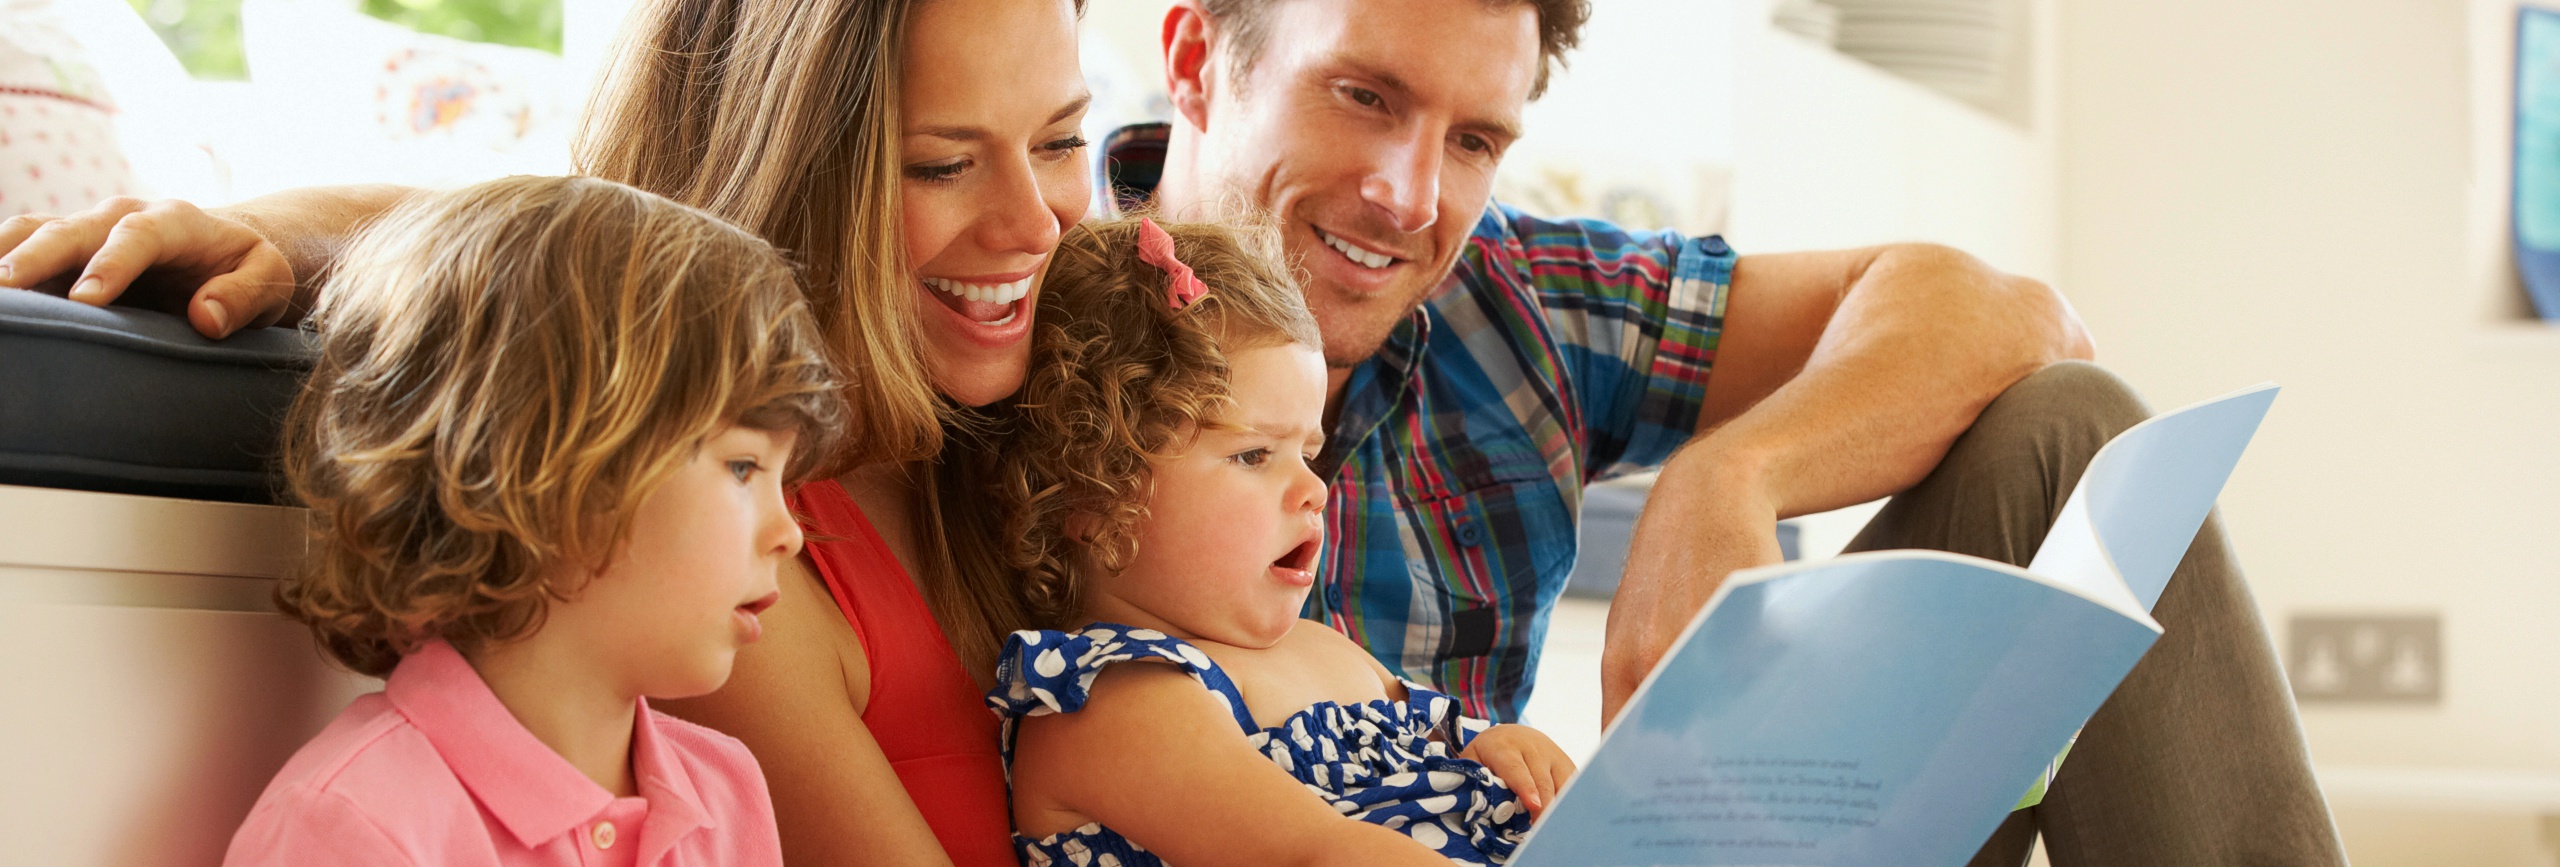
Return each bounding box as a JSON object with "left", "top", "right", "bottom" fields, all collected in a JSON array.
[
  {"left": 1511, "top": 554, "right": 2158, "bottom": 866},
  {"left": 2029, "top": 384, "right": 2278, "bottom": 612}
]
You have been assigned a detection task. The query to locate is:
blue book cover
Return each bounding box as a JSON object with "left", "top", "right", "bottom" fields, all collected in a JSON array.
[{"left": 1508, "top": 384, "right": 2278, "bottom": 867}]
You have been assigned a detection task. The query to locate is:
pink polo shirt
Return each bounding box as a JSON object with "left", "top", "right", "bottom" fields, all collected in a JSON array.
[{"left": 223, "top": 640, "right": 782, "bottom": 866}]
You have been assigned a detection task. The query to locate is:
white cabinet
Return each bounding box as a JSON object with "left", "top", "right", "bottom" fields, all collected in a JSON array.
[{"left": 0, "top": 484, "right": 371, "bottom": 867}]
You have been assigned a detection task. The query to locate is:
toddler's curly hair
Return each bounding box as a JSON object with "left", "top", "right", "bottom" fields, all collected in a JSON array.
[
  {"left": 989, "top": 214, "right": 1321, "bottom": 627},
  {"left": 279, "top": 175, "right": 847, "bottom": 677}
]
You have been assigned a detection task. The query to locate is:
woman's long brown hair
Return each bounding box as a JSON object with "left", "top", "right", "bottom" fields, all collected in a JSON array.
[{"left": 572, "top": 0, "right": 1033, "bottom": 672}]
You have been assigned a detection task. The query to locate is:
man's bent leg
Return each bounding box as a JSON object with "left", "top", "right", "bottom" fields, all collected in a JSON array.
[{"left": 1840, "top": 361, "right": 2344, "bottom": 867}]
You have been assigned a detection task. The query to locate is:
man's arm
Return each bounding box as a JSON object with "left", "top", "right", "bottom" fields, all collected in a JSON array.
[
  {"left": 0, "top": 184, "right": 414, "bottom": 337},
  {"left": 1601, "top": 243, "right": 2094, "bottom": 723}
]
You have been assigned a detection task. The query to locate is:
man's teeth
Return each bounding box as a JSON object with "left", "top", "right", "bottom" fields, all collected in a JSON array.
[
  {"left": 1319, "top": 230, "right": 1395, "bottom": 270},
  {"left": 923, "top": 276, "right": 1033, "bottom": 305}
]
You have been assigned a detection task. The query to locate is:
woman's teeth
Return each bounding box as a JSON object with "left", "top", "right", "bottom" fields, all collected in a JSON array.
[
  {"left": 1319, "top": 229, "right": 1396, "bottom": 270},
  {"left": 923, "top": 275, "right": 1034, "bottom": 305}
]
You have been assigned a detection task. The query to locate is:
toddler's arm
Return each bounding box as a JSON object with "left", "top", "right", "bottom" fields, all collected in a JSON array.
[{"left": 1011, "top": 663, "right": 1452, "bottom": 867}]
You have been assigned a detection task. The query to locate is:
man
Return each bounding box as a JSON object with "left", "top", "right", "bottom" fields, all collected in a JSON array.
[{"left": 1122, "top": 0, "right": 2343, "bottom": 863}]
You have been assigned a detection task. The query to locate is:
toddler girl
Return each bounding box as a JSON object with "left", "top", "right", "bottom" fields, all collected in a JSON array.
[
  {"left": 979, "top": 216, "right": 1576, "bottom": 867},
  {"left": 224, "top": 175, "right": 844, "bottom": 866}
]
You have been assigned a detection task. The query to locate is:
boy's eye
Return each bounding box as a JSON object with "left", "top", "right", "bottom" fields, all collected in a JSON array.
[
  {"left": 727, "top": 459, "right": 763, "bottom": 482},
  {"left": 1229, "top": 448, "right": 1272, "bottom": 468}
]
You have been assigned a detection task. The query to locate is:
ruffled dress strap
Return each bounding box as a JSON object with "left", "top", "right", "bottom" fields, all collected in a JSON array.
[
  {"left": 987, "top": 625, "right": 1261, "bottom": 867},
  {"left": 989, "top": 623, "right": 1260, "bottom": 736}
]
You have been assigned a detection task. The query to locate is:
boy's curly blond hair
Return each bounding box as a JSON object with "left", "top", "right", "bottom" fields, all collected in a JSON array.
[
  {"left": 984, "top": 214, "right": 1321, "bottom": 628},
  {"left": 280, "top": 175, "right": 847, "bottom": 677}
]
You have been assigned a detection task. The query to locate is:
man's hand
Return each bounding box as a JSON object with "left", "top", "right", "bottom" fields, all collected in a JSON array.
[
  {"left": 1600, "top": 444, "right": 1786, "bottom": 726},
  {"left": 1597, "top": 244, "right": 2090, "bottom": 727},
  {"left": 1459, "top": 724, "right": 1577, "bottom": 818},
  {"left": 0, "top": 197, "right": 296, "bottom": 338}
]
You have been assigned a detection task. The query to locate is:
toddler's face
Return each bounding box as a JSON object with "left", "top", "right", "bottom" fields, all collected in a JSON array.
[
  {"left": 556, "top": 425, "right": 803, "bottom": 699},
  {"left": 1092, "top": 342, "right": 1331, "bottom": 649}
]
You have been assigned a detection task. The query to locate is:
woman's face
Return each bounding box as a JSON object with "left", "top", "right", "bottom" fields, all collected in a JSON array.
[{"left": 899, "top": 0, "right": 1093, "bottom": 406}]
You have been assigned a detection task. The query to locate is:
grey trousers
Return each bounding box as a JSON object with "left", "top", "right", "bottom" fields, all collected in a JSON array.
[{"left": 1841, "top": 362, "right": 2347, "bottom": 866}]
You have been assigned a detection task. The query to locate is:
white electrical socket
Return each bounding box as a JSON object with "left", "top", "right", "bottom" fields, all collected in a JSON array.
[{"left": 2287, "top": 614, "right": 2441, "bottom": 704}]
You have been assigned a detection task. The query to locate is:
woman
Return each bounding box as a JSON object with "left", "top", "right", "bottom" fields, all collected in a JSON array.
[{"left": 0, "top": 0, "right": 1091, "bottom": 862}]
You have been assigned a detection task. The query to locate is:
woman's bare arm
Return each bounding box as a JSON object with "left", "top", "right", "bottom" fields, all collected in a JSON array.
[
  {"left": 0, "top": 185, "right": 415, "bottom": 337},
  {"left": 658, "top": 555, "right": 957, "bottom": 866},
  {"left": 1011, "top": 664, "right": 1450, "bottom": 867}
]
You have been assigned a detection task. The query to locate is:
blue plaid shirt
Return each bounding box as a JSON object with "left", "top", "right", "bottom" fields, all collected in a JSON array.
[{"left": 1104, "top": 124, "right": 1736, "bottom": 721}]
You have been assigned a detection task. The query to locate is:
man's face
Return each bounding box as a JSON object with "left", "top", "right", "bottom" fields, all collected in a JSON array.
[{"left": 1192, "top": 0, "right": 1540, "bottom": 367}]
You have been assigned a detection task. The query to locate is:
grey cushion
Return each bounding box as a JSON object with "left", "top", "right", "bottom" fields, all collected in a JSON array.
[{"left": 0, "top": 290, "right": 314, "bottom": 503}]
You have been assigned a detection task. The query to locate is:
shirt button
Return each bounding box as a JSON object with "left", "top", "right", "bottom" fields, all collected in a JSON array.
[
  {"left": 591, "top": 821, "right": 617, "bottom": 850},
  {"left": 1453, "top": 520, "right": 1484, "bottom": 548},
  {"left": 1701, "top": 235, "right": 1733, "bottom": 257}
]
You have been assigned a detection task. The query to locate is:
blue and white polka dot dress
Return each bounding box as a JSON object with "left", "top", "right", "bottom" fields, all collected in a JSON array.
[{"left": 988, "top": 624, "right": 1534, "bottom": 866}]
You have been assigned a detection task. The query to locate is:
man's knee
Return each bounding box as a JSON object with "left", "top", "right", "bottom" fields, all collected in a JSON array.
[{"left": 1963, "top": 361, "right": 2153, "bottom": 461}]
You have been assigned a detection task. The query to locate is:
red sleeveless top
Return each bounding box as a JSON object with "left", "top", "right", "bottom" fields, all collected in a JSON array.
[{"left": 790, "top": 480, "right": 1014, "bottom": 867}]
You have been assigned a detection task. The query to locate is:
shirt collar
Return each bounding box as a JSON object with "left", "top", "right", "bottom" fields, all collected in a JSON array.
[
  {"left": 386, "top": 640, "right": 714, "bottom": 852},
  {"left": 1316, "top": 308, "right": 1430, "bottom": 480}
]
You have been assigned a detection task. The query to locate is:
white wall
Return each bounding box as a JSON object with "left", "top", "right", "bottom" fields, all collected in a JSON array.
[{"left": 2055, "top": 0, "right": 2560, "bottom": 856}]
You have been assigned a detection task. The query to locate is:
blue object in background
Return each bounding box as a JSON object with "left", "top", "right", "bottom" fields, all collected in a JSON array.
[
  {"left": 2515, "top": 7, "right": 2560, "bottom": 319},
  {"left": 1568, "top": 483, "right": 1800, "bottom": 600}
]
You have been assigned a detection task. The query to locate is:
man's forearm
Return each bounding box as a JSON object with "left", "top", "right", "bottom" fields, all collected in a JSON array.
[
  {"left": 1600, "top": 243, "right": 2090, "bottom": 721},
  {"left": 215, "top": 184, "right": 417, "bottom": 317},
  {"left": 1676, "top": 243, "right": 2091, "bottom": 522}
]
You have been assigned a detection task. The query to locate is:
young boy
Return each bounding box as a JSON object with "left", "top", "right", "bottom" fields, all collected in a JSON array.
[{"left": 223, "top": 175, "right": 845, "bottom": 866}]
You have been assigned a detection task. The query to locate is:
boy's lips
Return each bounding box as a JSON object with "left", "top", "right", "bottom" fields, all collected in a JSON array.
[{"left": 734, "top": 591, "right": 780, "bottom": 643}]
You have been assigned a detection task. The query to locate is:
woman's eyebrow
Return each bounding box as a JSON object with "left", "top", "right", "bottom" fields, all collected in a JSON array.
[
  {"left": 911, "top": 93, "right": 1094, "bottom": 142},
  {"left": 1049, "top": 92, "right": 1093, "bottom": 125}
]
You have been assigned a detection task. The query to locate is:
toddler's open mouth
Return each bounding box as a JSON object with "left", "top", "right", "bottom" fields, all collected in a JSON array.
[{"left": 1269, "top": 536, "right": 1321, "bottom": 587}]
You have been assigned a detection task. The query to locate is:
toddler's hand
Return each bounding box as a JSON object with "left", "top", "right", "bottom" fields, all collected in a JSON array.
[{"left": 1459, "top": 724, "right": 1576, "bottom": 819}]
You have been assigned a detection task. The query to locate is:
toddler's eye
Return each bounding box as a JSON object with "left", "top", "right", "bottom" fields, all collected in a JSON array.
[
  {"left": 1229, "top": 448, "right": 1272, "bottom": 468},
  {"left": 727, "top": 459, "right": 763, "bottom": 482}
]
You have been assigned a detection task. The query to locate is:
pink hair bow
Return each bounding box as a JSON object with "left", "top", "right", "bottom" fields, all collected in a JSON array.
[{"left": 1137, "top": 218, "right": 1208, "bottom": 310}]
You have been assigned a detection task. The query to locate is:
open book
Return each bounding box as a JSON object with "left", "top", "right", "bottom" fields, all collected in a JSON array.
[{"left": 1509, "top": 384, "right": 2279, "bottom": 867}]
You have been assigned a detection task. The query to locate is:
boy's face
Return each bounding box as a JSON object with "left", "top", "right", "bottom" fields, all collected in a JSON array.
[
  {"left": 560, "top": 425, "right": 803, "bottom": 700},
  {"left": 1088, "top": 342, "right": 1331, "bottom": 649}
]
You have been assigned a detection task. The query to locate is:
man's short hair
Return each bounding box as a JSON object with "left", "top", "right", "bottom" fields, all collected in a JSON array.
[{"left": 1203, "top": 0, "right": 1590, "bottom": 99}]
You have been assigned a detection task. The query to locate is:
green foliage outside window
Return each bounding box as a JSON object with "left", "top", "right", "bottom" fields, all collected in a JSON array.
[
  {"left": 128, "top": 0, "right": 247, "bottom": 79},
  {"left": 356, "top": 0, "right": 561, "bottom": 54},
  {"left": 125, "top": 0, "right": 561, "bottom": 81}
]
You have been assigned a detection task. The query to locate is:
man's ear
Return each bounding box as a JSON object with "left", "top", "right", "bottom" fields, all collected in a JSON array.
[{"left": 1162, "top": 0, "right": 1217, "bottom": 134}]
